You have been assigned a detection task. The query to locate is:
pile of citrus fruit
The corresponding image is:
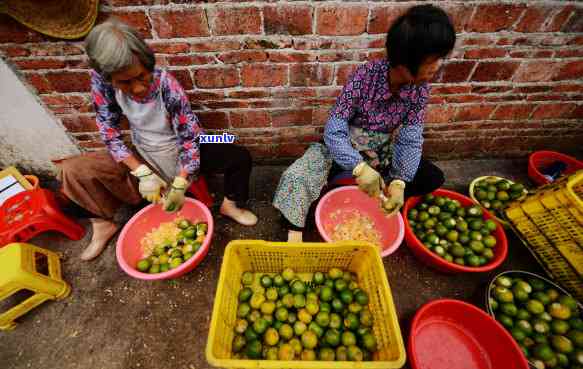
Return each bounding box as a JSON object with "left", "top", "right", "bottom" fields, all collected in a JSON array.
[
  {"left": 407, "top": 194, "right": 499, "bottom": 267},
  {"left": 135, "top": 219, "right": 207, "bottom": 274},
  {"left": 489, "top": 274, "right": 583, "bottom": 368},
  {"left": 472, "top": 177, "right": 526, "bottom": 218},
  {"left": 232, "top": 267, "right": 378, "bottom": 361}
]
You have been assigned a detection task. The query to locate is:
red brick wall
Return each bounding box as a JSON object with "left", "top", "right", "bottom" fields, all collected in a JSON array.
[{"left": 1, "top": 1, "right": 582, "bottom": 160}]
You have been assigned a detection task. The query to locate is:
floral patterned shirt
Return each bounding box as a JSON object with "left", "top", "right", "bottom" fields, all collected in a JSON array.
[
  {"left": 91, "top": 68, "right": 204, "bottom": 175},
  {"left": 324, "top": 60, "right": 430, "bottom": 182}
]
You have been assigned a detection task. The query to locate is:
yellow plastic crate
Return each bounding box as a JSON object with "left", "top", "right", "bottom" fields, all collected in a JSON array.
[
  {"left": 505, "top": 170, "right": 583, "bottom": 301},
  {"left": 206, "top": 240, "right": 406, "bottom": 369}
]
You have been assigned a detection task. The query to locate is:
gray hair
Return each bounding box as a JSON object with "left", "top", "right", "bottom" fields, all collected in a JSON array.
[{"left": 85, "top": 19, "right": 155, "bottom": 79}]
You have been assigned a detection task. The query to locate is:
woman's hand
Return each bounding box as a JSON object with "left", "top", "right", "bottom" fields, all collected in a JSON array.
[
  {"left": 353, "top": 162, "right": 385, "bottom": 198},
  {"left": 163, "top": 176, "right": 189, "bottom": 212},
  {"left": 381, "top": 179, "right": 406, "bottom": 216},
  {"left": 130, "top": 164, "right": 167, "bottom": 203}
]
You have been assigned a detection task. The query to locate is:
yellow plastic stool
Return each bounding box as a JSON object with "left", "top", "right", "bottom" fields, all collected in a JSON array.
[{"left": 0, "top": 243, "right": 70, "bottom": 330}]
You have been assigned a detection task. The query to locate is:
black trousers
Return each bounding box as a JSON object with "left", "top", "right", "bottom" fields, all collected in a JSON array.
[
  {"left": 284, "top": 157, "right": 444, "bottom": 231},
  {"left": 199, "top": 143, "right": 252, "bottom": 203}
]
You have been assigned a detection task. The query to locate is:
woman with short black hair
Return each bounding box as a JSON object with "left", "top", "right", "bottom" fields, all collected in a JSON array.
[{"left": 274, "top": 5, "right": 456, "bottom": 242}]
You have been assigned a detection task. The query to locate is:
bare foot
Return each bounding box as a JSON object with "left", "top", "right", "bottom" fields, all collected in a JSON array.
[
  {"left": 80, "top": 218, "right": 119, "bottom": 261},
  {"left": 287, "top": 230, "right": 303, "bottom": 243},
  {"left": 219, "top": 198, "right": 258, "bottom": 226}
]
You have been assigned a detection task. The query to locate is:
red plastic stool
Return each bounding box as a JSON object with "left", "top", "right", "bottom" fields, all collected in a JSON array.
[
  {"left": 187, "top": 176, "right": 213, "bottom": 208},
  {"left": 0, "top": 189, "right": 85, "bottom": 246}
]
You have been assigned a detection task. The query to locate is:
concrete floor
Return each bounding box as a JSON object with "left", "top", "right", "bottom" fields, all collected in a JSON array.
[{"left": 0, "top": 159, "right": 551, "bottom": 369}]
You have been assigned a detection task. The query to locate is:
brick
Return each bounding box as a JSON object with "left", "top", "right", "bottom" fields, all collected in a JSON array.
[
  {"left": 312, "top": 108, "right": 330, "bottom": 126},
  {"left": 368, "top": 5, "right": 409, "bottom": 34},
  {"left": 204, "top": 101, "right": 248, "bottom": 110},
  {"left": 514, "top": 6, "right": 554, "bottom": 33},
  {"left": 268, "top": 51, "right": 316, "bottom": 63},
  {"left": 531, "top": 103, "right": 577, "bottom": 119},
  {"left": 101, "top": 11, "right": 151, "bottom": 39},
  {"left": 436, "top": 61, "right": 476, "bottom": 83},
  {"left": 445, "top": 95, "right": 484, "bottom": 104},
  {"left": 425, "top": 105, "right": 457, "bottom": 124},
  {"left": 13, "top": 59, "right": 66, "bottom": 70},
  {"left": 264, "top": 5, "right": 312, "bottom": 35},
  {"left": 440, "top": 4, "right": 475, "bottom": 32},
  {"left": 230, "top": 111, "right": 271, "bottom": 128},
  {"left": 470, "top": 62, "right": 520, "bottom": 82},
  {"left": 290, "top": 64, "right": 333, "bottom": 87},
  {"left": 569, "top": 36, "right": 583, "bottom": 46},
  {"left": 271, "top": 109, "right": 313, "bottom": 127},
  {"left": 168, "top": 69, "right": 193, "bottom": 90},
  {"left": 276, "top": 143, "right": 310, "bottom": 157},
  {"left": 552, "top": 84, "right": 583, "bottom": 93},
  {"left": 61, "top": 115, "right": 98, "bottom": 133},
  {"left": 563, "top": 8, "right": 583, "bottom": 32},
  {"left": 0, "top": 46, "right": 30, "bottom": 57},
  {"left": 0, "top": 15, "right": 45, "bottom": 43},
  {"left": 150, "top": 8, "right": 209, "bottom": 38},
  {"left": 555, "top": 49, "right": 583, "bottom": 58},
  {"left": 464, "top": 48, "right": 506, "bottom": 59},
  {"left": 317, "top": 6, "right": 368, "bottom": 36},
  {"left": 513, "top": 61, "right": 558, "bottom": 82},
  {"left": 45, "top": 72, "right": 91, "bottom": 93},
  {"left": 472, "top": 86, "right": 512, "bottom": 94},
  {"left": 462, "top": 37, "right": 495, "bottom": 46},
  {"left": 197, "top": 111, "right": 229, "bottom": 129},
  {"left": 218, "top": 51, "right": 267, "bottom": 64},
  {"left": 24, "top": 74, "right": 51, "bottom": 94},
  {"left": 104, "top": 0, "right": 167, "bottom": 5},
  {"left": 190, "top": 40, "right": 241, "bottom": 52},
  {"left": 244, "top": 38, "right": 292, "bottom": 50},
  {"left": 432, "top": 86, "right": 472, "bottom": 95},
  {"left": 570, "top": 105, "right": 583, "bottom": 119},
  {"left": 548, "top": 6, "right": 576, "bottom": 32},
  {"left": 209, "top": 7, "right": 261, "bottom": 35},
  {"left": 318, "top": 87, "right": 343, "bottom": 98},
  {"left": 514, "top": 86, "right": 551, "bottom": 94},
  {"left": 193, "top": 67, "right": 239, "bottom": 89},
  {"left": 492, "top": 105, "right": 533, "bottom": 120},
  {"left": 318, "top": 52, "right": 356, "bottom": 63},
  {"left": 468, "top": 4, "right": 525, "bottom": 32},
  {"left": 454, "top": 105, "right": 496, "bottom": 122},
  {"left": 271, "top": 88, "right": 316, "bottom": 98},
  {"left": 227, "top": 90, "right": 269, "bottom": 99},
  {"left": 335, "top": 64, "right": 361, "bottom": 85},
  {"left": 149, "top": 42, "right": 189, "bottom": 55},
  {"left": 187, "top": 91, "right": 224, "bottom": 102},
  {"left": 167, "top": 55, "right": 214, "bottom": 66},
  {"left": 553, "top": 61, "right": 583, "bottom": 81},
  {"left": 241, "top": 64, "right": 288, "bottom": 87}
]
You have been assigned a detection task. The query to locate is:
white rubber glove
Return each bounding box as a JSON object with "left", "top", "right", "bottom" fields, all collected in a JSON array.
[
  {"left": 163, "top": 177, "right": 189, "bottom": 212},
  {"left": 353, "top": 162, "right": 384, "bottom": 198},
  {"left": 381, "top": 179, "right": 406, "bottom": 216},
  {"left": 130, "top": 164, "right": 166, "bottom": 203}
]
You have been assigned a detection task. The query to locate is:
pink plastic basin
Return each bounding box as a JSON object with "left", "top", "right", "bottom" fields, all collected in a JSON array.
[
  {"left": 116, "top": 198, "right": 214, "bottom": 280},
  {"left": 316, "top": 186, "right": 405, "bottom": 256}
]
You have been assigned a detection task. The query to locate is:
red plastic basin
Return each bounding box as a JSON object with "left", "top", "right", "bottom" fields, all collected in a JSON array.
[
  {"left": 409, "top": 299, "right": 529, "bottom": 369},
  {"left": 116, "top": 198, "right": 214, "bottom": 280},
  {"left": 403, "top": 188, "right": 508, "bottom": 273},
  {"left": 528, "top": 150, "right": 583, "bottom": 186},
  {"left": 316, "top": 186, "right": 405, "bottom": 257}
]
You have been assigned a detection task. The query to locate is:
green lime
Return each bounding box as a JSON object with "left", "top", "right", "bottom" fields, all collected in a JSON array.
[
  {"left": 476, "top": 189, "right": 488, "bottom": 200},
  {"left": 275, "top": 307, "right": 288, "bottom": 322},
  {"left": 291, "top": 280, "right": 306, "bottom": 295},
  {"left": 533, "top": 344, "right": 555, "bottom": 361},
  {"left": 546, "top": 288, "right": 560, "bottom": 302},
  {"left": 328, "top": 268, "right": 343, "bottom": 280},
  {"left": 408, "top": 209, "right": 419, "bottom": 221},
  {"left": 482, "top": 249, "right": 494, "bottom": 260},
  {"left": 569, "top": 317, "right": 583, "bottom": 331},
  {"left": 517, "top": 320, "right": 533, "bottom": 335},
  {"left": 454, "top": 258, "right": 465, "bottom": 266},
  {"left": 289, "top": 338, "right": 302, "bottom": 355},
  {"left": 490, "top": 298, "right": 499, "bottom": 311},
  {"left": 232, "top": 334, "right": 246, "bottom": 353},
  {"left": 324, "top": 328, "right": 341, "bottom": 347},
  {"left": 347, "top": 345, "right": 364, "bottom": 361},
  {"left": 331, "top": 298, "right": 344, "bottom": 313},
  {"left": 549, "top": 302, "right": 572, "bottom": 320},
  {"left": 556, "top": 352, "right": 569, "bottom": 367},
  {"left": 250, "top": 293, "right": 266, "bottom": 310},
  {"left": 424, "top": 194, "right": 435, "bottom": 204},
  {"left": 136, "top": 259, "right": 151, "bottom": 272},
  {"left": 281, "top": 293, "right": 294, "bottom": 309},
  {"left": 344, "top": 313, "right": 359, "bottom": 330},
  {"left": 469, "top": 219, "right": 483, "bottom": 231},
  {"left": 315, "top": 311, "right": 330, "bottom": 327},
  {"left": 234, "top": 318, "right": 248, "bottom": 334},
  {"left": 320, "top": 302, "right": 331, "bottom": 313},
  {"left": 451, "top": 245, "right": 466, "bottom": 258},
  {"left": 266, "top": 287, "right": 278, "bottom": 301},
  {"left": 483, "top": 235, "right": 497, "bottom": 248},
  {"left": 567, "top": 330, "right": 583, "bottom": 348},
  {"left": 348, "top": 302, "right": 363, "bottom": 314},
  {"left": 282, "top": 268, "right": 295, "bottom": 282},
  {"left": 241, "top": 271, "right": 254, "bottom": 285},
  {"left": 294, "top": 321, "right": 307, "bottom": 336},
  {"left": 169, "top": 257, "right": 183, "bottom": 269},
  {"left": 540, "top": 312, "right": 552, "bottom": 322},
  {"left": 148, "top": 264, "right": 161, "bottom": 274},
  {"left": 493, "top": 286, "right": 514, "bottom": 303},
  {"left": 558, "top": 296, "right": 578, "bottom": 311},
  {"left": 294, "top": 294, "right": 306, "bottom": 309},
  {"left": 418, "top": 211, "right": 430, "bottom": 222},
  {"left": 336, "top": 346, "right": 348, "bottom": 361},
  {"left": 470, "top": 240, "right": 485, "bottom": 254},
  {"left": 466, "top": 255, "right": 480, "bottom": 267},
  {"left": 501, "top": 303, "right": 518, "bottom": 317},
  {"left": 469, "top": 231, "right": 483, "bottom": 242},
  {"left": 510, "top": 183, "right": 524, "bottom": 193},
  {"left": 527, "top": 299, "right": 545, "bottom": 315},
  {"left": 287, "top": 312, "right": 297, "bottom": 324},
  {"left": 260, "top": 275, "right": 273, "bottom": 288},
  {"left": 264, "top": 327, "right": 279, "bottom": 346},
  {"left": 498, "top": 314, "right": 514, "bottom": 328},
  {"left": 279, "top": 323, "right": 293, "bottom": 340},
  {"left": 428, "top": 205, "right": 441, "bottom": 216},
  {"left": 245, "top": 326, "right": 258, "bottom": 341},
  {"left": 301, "top": 349, "right": 316, "bottom": 361},
  {"left": 239, "top": 287, "right": 253, "bottom": 303},
  {"left": 484, "top": 219, "right": 497, "bottom": 233},
  {"left": 320, "top": 286, "right": 334, "bottom": 302},
  {"left": 246, "top": 339, "right": 262, "bottom": 359},
  {"left": 306, "top": 301, "right": 319, "bottom": 316},
  {"left": 253, "top": 318, "right": 269, "bottom": 335},
  {"left": 261, "top": 301, "right": 276, "bottom": 315},
  {"left": 533, "top": 319, "right": 551, "bottom": 334},
  {"left": 497, "top": 191, "right": 510, "bottom": 202},
  {"left": 355, "top": 291, "right": 369, "bottom": 305},
  {"left": 298, "top": 308, "right": 312, "bottom": 324},
  {"left": 341, "top": 331, "right": 357, "bottom": 346},
  {"left": 308, "top": 321, "right": 324, "bottom": 338},
  {"left": 319, "top": 347, "right": 336, "bottom": 361},
  {"left": 237, "top": 302, "right": 251, "bottom": 319},
  {"left": 467, "top": 206, "right": 483, "bottom": 218},
  {"left": 445, "top": 230, "right": 459, "bottom": 242},
  {"left": 335, "top": 278, "right": 348, "bottom": 292},
  {"left": 313, "top": 272, "right": 325, "bottom": 285},
  {"left": 277, "top": 343, "right": 294, "bottom": 360},
  {"left": 339, "top": 290, "right": 353, "bottom": 305},
  {"left": 329, "top": 313, "right": 342, "bottom": 330},
  {"left": 511, "top": 327, "right": 527, "bottom": 342},
  {"left": 552, "top": 335, "right": 574, "bottom": 354},
  {"left": 551, "top": 320, "right": 570, "bottom": 335},
  {"left": 516, "top": 309, "right": 531, "bottom": 320},
  {"left": 278, "top": 285, "right": 290, "bottom": 298},
  {"left": 529, "top": 278, "right": 547, "bottom": 292}
]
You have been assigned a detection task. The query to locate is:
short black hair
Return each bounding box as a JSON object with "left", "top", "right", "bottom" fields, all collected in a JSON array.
[{"left": 386, "top": 5, "right": 456, "bottom": 76}]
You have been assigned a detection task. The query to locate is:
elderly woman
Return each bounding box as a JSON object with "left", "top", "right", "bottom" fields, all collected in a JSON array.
[
  {"left": 274, "top": 5, "right": 455, "bottom": 242},
  {"left": 59, "top": 19, "right": 257, "bottom": 261}
]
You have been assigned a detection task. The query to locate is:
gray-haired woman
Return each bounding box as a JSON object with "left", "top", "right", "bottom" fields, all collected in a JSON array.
[{"left": 58, "top": 19, "right": 258, "bottom": 261}]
